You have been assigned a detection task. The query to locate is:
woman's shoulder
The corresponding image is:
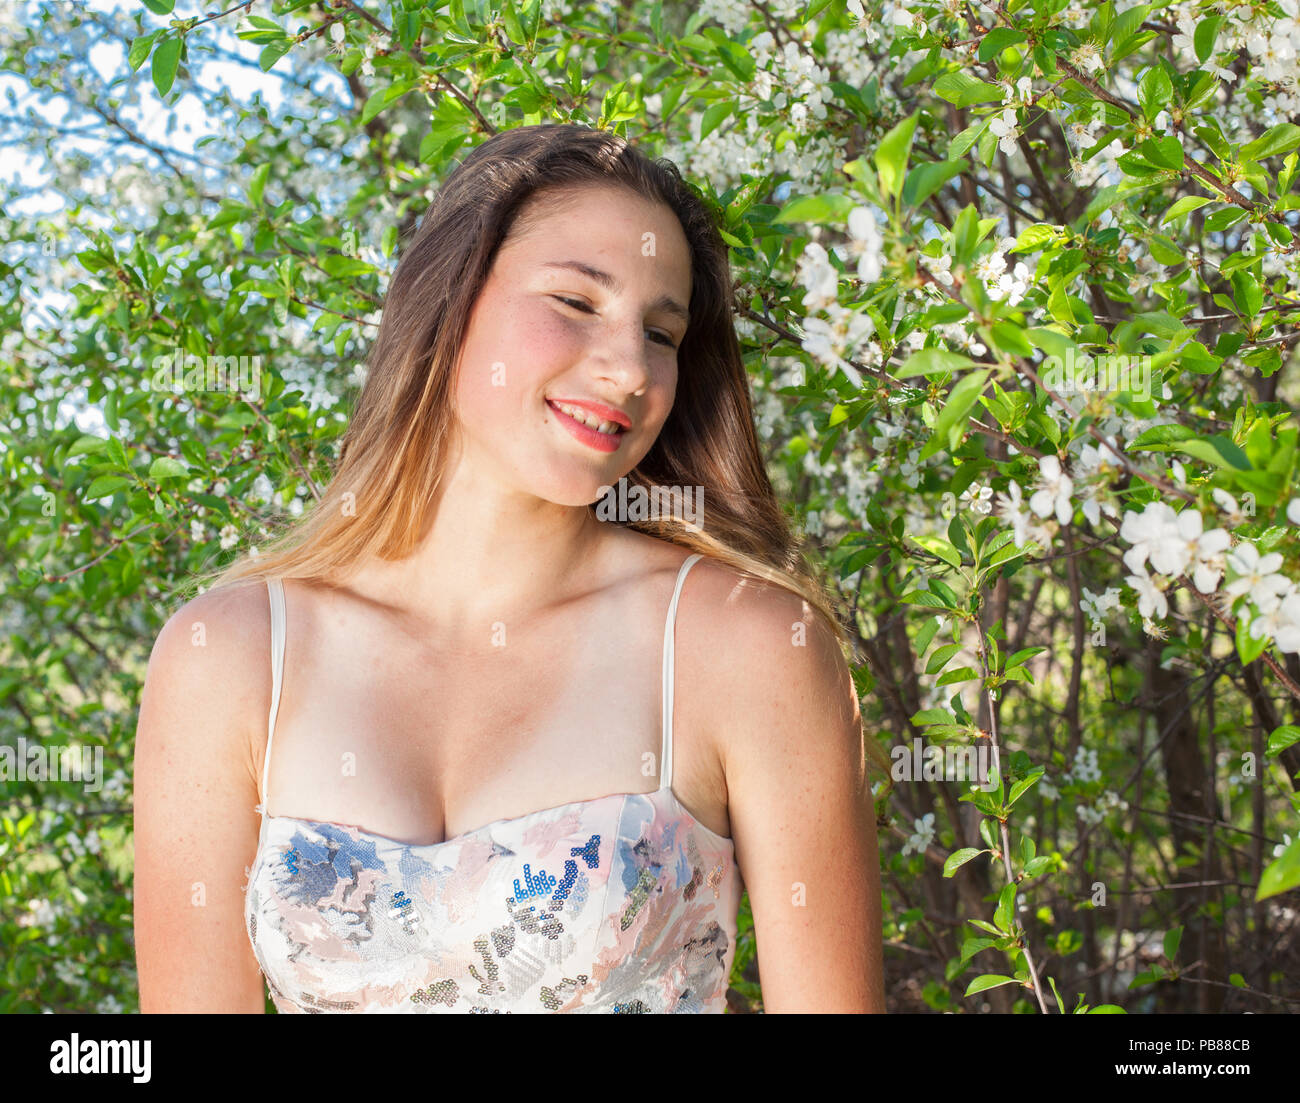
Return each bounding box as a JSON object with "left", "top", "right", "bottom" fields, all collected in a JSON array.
[
  {"left": 664, "top": 544, "right": 859, "bottom": 777},
  {"left": 145, "top": 578, "right": 278, "bottom": 734},
  {"left": 154, "top": 576, "right": 275, "bottom": 651},
  {"left": 608, "top": 529, "right": 847, "bottom": 691}
]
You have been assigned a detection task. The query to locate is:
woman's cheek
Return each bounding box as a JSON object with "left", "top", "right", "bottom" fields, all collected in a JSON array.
[{"left": 499, "top": 301, "right": 579, "bottom": 386}]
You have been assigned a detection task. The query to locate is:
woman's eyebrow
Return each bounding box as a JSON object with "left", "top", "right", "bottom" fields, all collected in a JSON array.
[{"left": 540, "top": 259, "right": 689, "bottom": 323}]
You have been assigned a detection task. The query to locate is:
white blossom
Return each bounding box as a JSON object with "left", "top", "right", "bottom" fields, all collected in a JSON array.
[
  {"left": 1215, "top": 488, "right": 1254, "bottom": 527},
  {"left": 1029, "top": 454, "right": 1073, "bottom": 524},
  {"left": 960, "top": 483, "right": 994, "bottom": 515},
  {"left": 995, "top": 480, "right": 1034, "bottom": 548},
  {"left": 1071, "top": 43, "right": 1105, "bottom": 73},
  {"left": 902, "top": 812, "right": 936, "bottom": 856},
  {"left": 989, "top": 108, "right": 1020, "bottom": 154},
  {"left": 1125, "top": 565, "right": 1168, "bottom": 619},
  {"left": 1224, "top": 542, "right": 1291, "bottom": 607},
  {"left": 1081, "top": 586, "right": 1123, "bottom": 622}
]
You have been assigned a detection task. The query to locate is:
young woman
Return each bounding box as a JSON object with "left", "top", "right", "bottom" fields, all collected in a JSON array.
[{"left": 133, "top": 123, "right": 884, "bottom": 1013}]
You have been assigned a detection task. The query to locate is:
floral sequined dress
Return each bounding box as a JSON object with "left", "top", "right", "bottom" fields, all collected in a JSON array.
[{"left": 244, "top": 553, "right": 744, "bottom": 1013}]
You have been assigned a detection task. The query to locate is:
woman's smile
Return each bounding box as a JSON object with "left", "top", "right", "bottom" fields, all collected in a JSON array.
[{"left": 546, "top": 397, "right": 630, "bottom": 454}]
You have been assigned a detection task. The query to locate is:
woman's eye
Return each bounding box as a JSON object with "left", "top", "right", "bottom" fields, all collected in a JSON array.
[{"left": 551, "top": 296, "right": 677, "bottom": 350}]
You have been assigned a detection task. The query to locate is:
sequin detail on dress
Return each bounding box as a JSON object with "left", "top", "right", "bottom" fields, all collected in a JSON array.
[{"left": 244, "top": 554, "right": 743, "bottom": 1013}]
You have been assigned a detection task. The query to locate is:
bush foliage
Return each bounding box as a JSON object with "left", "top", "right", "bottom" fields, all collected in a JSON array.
[{"left": 2, "top": 0, "right": 1298, "bottom": 1012}]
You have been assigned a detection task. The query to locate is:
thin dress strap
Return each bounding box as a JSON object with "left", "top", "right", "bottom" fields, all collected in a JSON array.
[
  {"left": 259, "top": 577, "right": 287, "bottom": 825},
  {"left": 659, "top": 553, "right": 703, "bottom": 792}
]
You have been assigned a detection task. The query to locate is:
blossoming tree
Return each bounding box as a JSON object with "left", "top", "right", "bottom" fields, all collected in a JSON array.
[{"left": 2, "top": 0, "right": 1297, "bottom": 1012}]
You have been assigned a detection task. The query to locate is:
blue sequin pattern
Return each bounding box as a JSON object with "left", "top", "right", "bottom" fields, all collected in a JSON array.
[{"left": 244, "top": 790, "right": 742, "bottom": 1013}]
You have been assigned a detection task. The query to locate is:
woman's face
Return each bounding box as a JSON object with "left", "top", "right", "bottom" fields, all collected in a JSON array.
[{"left": 452, "top": 184, "right": 693, "bottom": 507}]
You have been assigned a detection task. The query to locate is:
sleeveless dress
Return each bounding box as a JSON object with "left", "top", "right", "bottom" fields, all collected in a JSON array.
[{"left": 243, "top": 553, "right": 744, "bottom": 1013}]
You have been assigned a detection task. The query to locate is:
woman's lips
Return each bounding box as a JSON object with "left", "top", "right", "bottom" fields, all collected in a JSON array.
[{"left": 547, "top": 399, "right": 626, "bottom": 454}]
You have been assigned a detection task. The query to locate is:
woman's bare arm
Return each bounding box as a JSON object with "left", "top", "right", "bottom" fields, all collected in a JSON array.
[
  {"left": 685, "top": 565, "right": 885, "bottom": 1012},
  {"left": 133, "top": 582, "right": 270, "bottom": 1013}
]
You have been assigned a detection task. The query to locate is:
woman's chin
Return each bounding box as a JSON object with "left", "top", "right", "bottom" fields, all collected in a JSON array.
[{"left": 522, "top": 472, "right": 624, "bottom": 510}]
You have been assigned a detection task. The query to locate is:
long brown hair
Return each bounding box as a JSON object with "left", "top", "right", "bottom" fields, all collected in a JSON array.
[{"left": 195, "top": 123, "right": 847, "bottom": 647}]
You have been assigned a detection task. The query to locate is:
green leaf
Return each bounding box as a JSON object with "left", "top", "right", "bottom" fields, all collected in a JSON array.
[
  {"left": 1006, "top": 646, "right": 1046, "bottom": 668},
  {"left": 142, "top": 0, "right": 175, "bottom": 13},
  {"left": 128, "top": 30, "right": 161, "bottom": 71},
  {"left": 1256, "top": 836, "right": 1300, "bottom": 901},
  {"left": 1236, "top": 611, "right": 1269, "bottom": 665},
  {"left": 67, "top": 434, "right": 108, "bottom": 459},
  {"left": 1137, "top": 65, "right": 1173, "bottom": 118},
  {"left": 1131, "top": 428, "right": 1251, "bottom": 469},
  {"left": 914, "top": 616, "right": 942, "bottom": 656},
  {"left": 948, "top": 121, "right": 986, "bottom": 160},
  {"left": 773, "top": 191, "right": 856, "bottom": 225},
  {"left": 1010, "top": 224, "right": 1060, "bottom": 253},
  {"left": 1138, "top": 136, "right": 1184, "bottom": 169},
  {"left": 1147, "top": 233, "right": 1185, "bottom": 266},
  {"left": 1023, "top": 326, "right": 1075, "bottom": 359},
  {"left": 148, "top": 456, "right": 189, "bottom": 480},
  {"left": 1129, "top": 967, "right": 1165, "bottom": 989},
  {"left": 978, "top": 28, "right": 1027, "bottom": 62},
  {"left": 1008, "top": 769, "right": 1043, "bottom": 806},
  {"left": 936, "top": 666, "right": 979, "bottom": 686},
  {"left": 944, "top": 848, "right": 986, "bottom": 877},
  {"left": 208, "top": 201, "right": 249, "bottom": 230},
  {"left": 994, "top": 883, "right": 1016, "bottom": 933},
  {"left": 1047, "top": 280, "right": 1075, "bottom": 326},
  {"left": 249, "top": 162, "right": 271, "bottom": 206},
  {"left": 960, "top": 936, "right": 997, "bottom": 963},
  {"left": 1230, "top": 270, "right": 1263, "bottom": 318},
  {"left": 1162, "top": 925, "right": 1183, "bottom": 962},
  {"left": 259, "top": 40, "right": 293, "bottom": 71},
  {"left": 1160, "top": 195, "right": 1212, "bottom": 226},
  {"left": 933, "top": 72, "right": 1002, "bottom": 106},
  {"left": 1087, "top": 1004, "right": 1127, "bottom": 1013},
  {"left": 990, "top": 322, "right": 1032, "bottom": 357},
  {"left": 1175, "top": 435, "right": 1251, "bottom": 470},
  {"left": 875, "top": 112, "right": 919, "bottom": 199},
  {"left": 84, "top": 476, "right": 131, "bottom": 500},
  {"left": 699, "top": 100, "right": 733, "bottom": 141},
  {"left": 897, "top": 348, "right": 975, "bottom": 377},
  {"left": 965, "top": 974, "right": 1017, "bottom": 996},
  {"left": 361, "top": 78, "right": 419, "bottom": 125},
  {"left": 902, "top": 159, "right": 967, "bottom": 208},
  {"left": 151, "top": 36, "right": 182, "bottom": 98},
  {"left": 926, "top": 642, "right": 962, "bottom": 673},
  {"left": 900, "top": 589, "right": 956, "bottom": 610},
  {"left": 1193, "top": 16, "right": 1222, "bottom": 63},
  {"left": 1266, "top": 725, "right": 1300, "bottom": 757},
  {"left": 1241, "top": 124, "right": 1300, "bottom": 162},
  {"left": 921, "top": 368, "right": 990, "bottom": 459},
  {"left": 913, "top": 536, "right": 963, "bottom": 570},
  {"left": 319, "top": 254, "right": 376, "bottom": 278}
]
